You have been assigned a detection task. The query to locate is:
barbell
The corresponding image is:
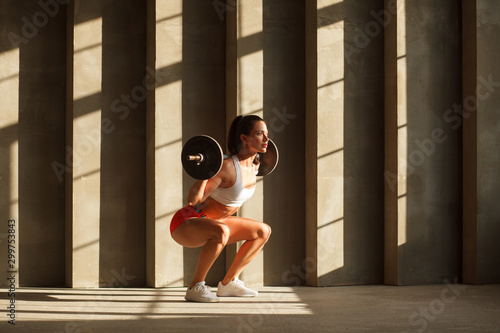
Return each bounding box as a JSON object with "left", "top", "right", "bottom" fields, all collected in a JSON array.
[{"left": 181, "top": 135, "right": 279, "bottom": 180}]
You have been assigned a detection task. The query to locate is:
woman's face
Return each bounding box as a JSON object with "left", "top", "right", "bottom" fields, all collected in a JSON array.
[{"left": 242, "top": 121, "right": 269, "bottom": 153}]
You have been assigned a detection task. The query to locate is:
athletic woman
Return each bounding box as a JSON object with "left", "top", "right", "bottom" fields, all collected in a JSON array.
[{"left": 170, "top": 115, "right": 272, "bottom": 302}]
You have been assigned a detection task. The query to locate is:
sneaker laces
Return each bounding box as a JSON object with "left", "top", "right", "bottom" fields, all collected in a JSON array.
[
  {"left": 233, "top": 278, "right": 245, "bottom": 287},
  {"left": 193, "top": 283, "right": 211, "bottom": 294}
]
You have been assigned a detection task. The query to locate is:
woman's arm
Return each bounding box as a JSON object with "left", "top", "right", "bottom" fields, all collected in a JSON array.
[
  {"left": 187, "top": 176, "right": 222, "bottom": 206},
  {"left": 187, "top": 158, "right": 235, "bottom": 206},
  {"left": 187, "top": 179, "right": 206, "bottom": 206}
]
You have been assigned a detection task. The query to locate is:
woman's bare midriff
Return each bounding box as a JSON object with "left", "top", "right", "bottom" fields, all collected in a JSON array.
[{"left": 196, "top": 196, "right": 239, "bottom": 221}]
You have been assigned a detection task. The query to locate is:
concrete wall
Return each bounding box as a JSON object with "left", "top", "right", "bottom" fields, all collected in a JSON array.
[
  {"left": 1, "top": 2, "right": 21, "bottom": 287},
  {"left": 98, "top": 0, "right": 147, "bottom": 288},
  {"left": 306, "top": 0, "right": 385, "bottom": 287},
  {"left": 182, "top": 0, "right": 228, "bottom": 286},
  {"left": 62, "top": 0, "right": 148, "bottom": 288},
  {"left": 19, "top": 2, "right": 67, "bottom": 287},
  {"left": 385, "top": 0, "right": 462, "bottom": 285},
  {"left": 146, "top": 0, "right": 184, "bottom": 287},
  {"left": 463, "top": 0, "right": 500, "bottom": 284},
  {"left": 1, "top": 0, "right": 67, "bottom": 287},
  {"left": 263, "top": 0, "right": 307, "bottom": 286},
  {"left": 1, "top": 0, "right": 499, "bottom": 288}
]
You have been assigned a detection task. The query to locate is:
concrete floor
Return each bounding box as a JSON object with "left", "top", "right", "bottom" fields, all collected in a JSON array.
[{"left": 1, "top": 284, "right": 500, "bottom": 332}]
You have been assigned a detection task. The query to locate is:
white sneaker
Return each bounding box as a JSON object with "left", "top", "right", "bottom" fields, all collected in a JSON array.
[
  {"left": 185, "top": 282, "right": 219, "bottom": 302},
  {"left": 216, "top": 278, "right": 258, "bottom": 297}
]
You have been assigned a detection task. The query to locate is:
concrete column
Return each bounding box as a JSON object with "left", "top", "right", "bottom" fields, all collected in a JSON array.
[
  {"left": 306, "top": 0, "right": 385, "bottom": 286},
  {"left": 17, "top": 1, "right": 67, "bottom": 287},
  {"left": 463, "top": 0, "right": 500, "bottom": 284},
  {"left": 146, "top": 0, "right": 184, "bottom": 287},
  {"left": 262, "top": 0, "right": 306, "bottom": 286},
  {"left": 65, "top": 1, "right": 103, "bottom": 288},
  {"left": 98, "top": 0, "right": 146, "bottom": 288},
  {"left": 0, "top": 0, "right": 66, "bottom": 288},
  {"left": 384, "top": 0, "right": 461, "bottom": 285},
  {"left": 0, "top": 23, "right": 20, "bottom": 288},
  {"left": 226, "top": 0, "right": 265, "bottom": 286},
  {"left": 305, "top": 0, "right": 345, "bottom": 287},
  {"left": 182, "top": 0, "right": 227, "bottom": 286}
]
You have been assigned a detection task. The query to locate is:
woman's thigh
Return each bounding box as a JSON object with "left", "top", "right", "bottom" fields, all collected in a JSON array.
[
  {"left": 171, "top": 218, "right": 229, "bottom": 248},
  {"left": 222, "top": 216, "right": 271, "bottom": 244}
]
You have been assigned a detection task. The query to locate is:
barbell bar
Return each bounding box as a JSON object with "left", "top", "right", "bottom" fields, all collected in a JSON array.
[{"left": 181, "top": 135, "right": 279, "bottom": 180}]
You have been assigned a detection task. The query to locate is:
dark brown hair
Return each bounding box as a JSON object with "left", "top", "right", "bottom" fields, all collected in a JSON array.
[{"left": 227, "top": 115, "right": 264, "bottom": 155}]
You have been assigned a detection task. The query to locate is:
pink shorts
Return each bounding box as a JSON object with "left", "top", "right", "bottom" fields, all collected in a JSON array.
[{"left": 170, "top": 205, "right": 207, "bottom": 234}]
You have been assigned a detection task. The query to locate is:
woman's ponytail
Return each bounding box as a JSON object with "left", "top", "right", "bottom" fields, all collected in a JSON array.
[{"left": 227, "top": 115, "right": 243, "bottom": 155}]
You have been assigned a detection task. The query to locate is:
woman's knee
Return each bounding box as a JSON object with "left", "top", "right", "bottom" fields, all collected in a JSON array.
[{"left": 258, "top": 223, "right": 272, "bottom": 241}]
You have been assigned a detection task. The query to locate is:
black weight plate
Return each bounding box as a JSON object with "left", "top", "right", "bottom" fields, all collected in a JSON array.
[
  {"left": 257, "top": 139, "right": 279, "bottom": 176},
  {"left": 181, "top": 135, "right": 224, "bottom": 180}
]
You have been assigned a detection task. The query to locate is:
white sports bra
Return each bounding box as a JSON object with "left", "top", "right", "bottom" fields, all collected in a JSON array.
[{"left": 209, "top": 155, "right": 256, "bottom": 207}]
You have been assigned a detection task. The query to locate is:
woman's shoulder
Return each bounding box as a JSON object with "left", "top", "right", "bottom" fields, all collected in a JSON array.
[
  {"left": 221, "top": 156, "right": 236, "bottom": 173},
  {"left": 217, "top": 156, "right": 236, "bottom": 187}
]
